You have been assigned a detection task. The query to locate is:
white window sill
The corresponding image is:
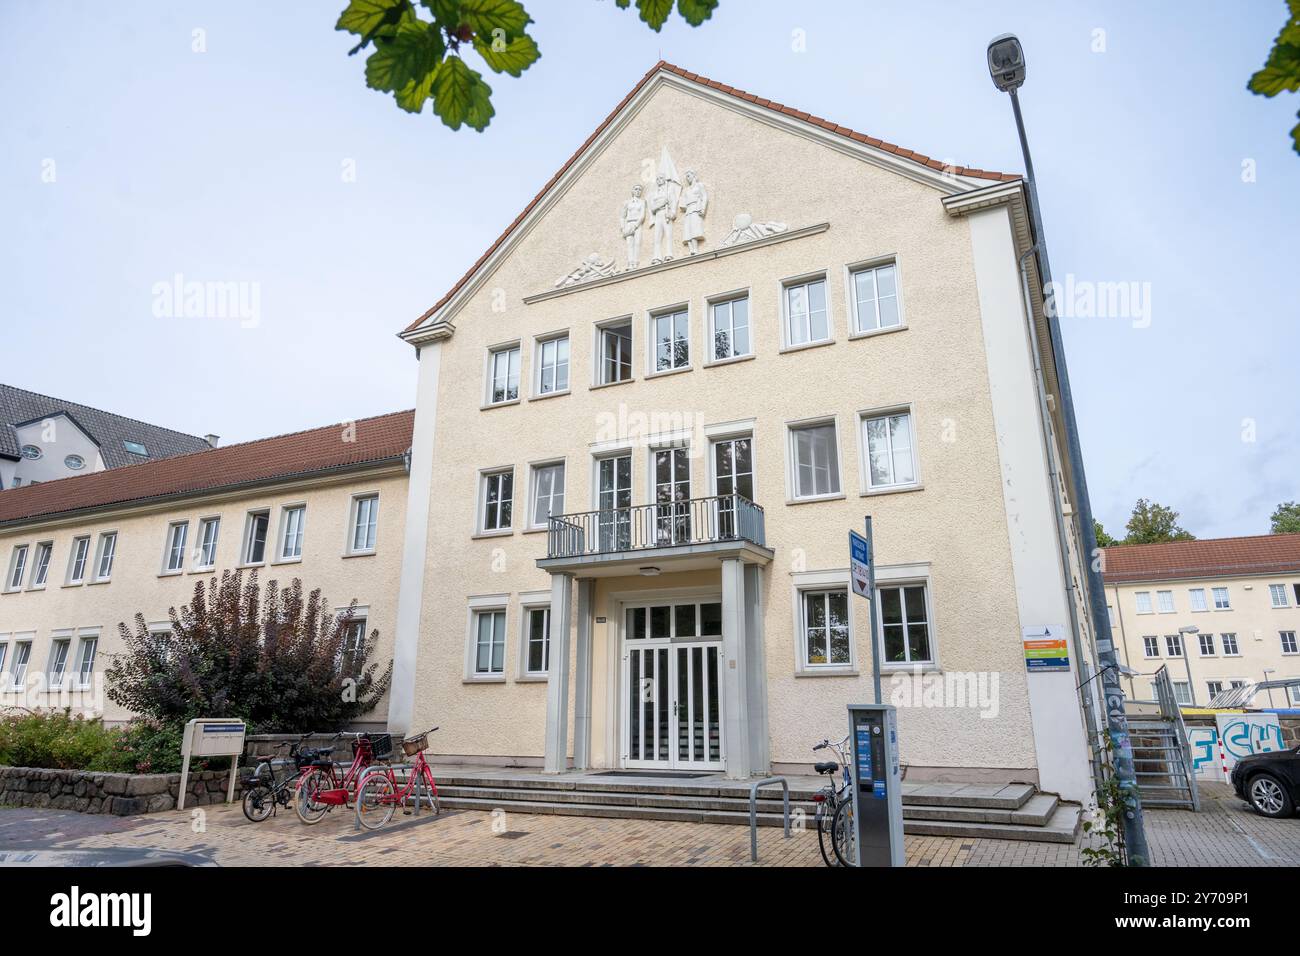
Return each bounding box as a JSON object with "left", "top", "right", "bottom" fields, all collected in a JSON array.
[
  {"left": 522, "top": 526, "right": 549, "bottom": 535},
  {"left": 464, "top": 675, "right": 507, "bottom": 684},
  {"left": 473, "top": 529, "right": 514, "bottom": 540},
  {"left": 25, "top": 584, "right": 47, "bottom": 592},
  {"left": 62, "top": 582, "right": 85, "bottom": 589},
  {"left": 271, "top": 557, "right": 303, "bottom": 567},
  {"left": 237, "top": 561, "right": 266, "bottom": 570},
  {"left": 591, "top": 377, "right": 635, "bottom": 391},
  {"left": 860, "top": 482, "right": 923, "bottom": 498},
  {"left": 646, "top": 365, "right": 693, "bottom": 380},
  {"left": 88, "top": 578, "right": 111, "bottom": 587},
  {"left": 158, "top": 570, "right": 184, "bottom": 578},
  {"left": 882, "top": 663, "right": 940, "bottom": 674},
  {"left": 516, "top": 674, "right": 549, "bottom": 683},
  {"left": 795, "top": 666, "right": 858, "bottom": 678},
  {"left": 848, "top": 323, "right": 907, "bottom": 341},
  {"left": 342, "top": 550, "right": 377, "bottom": 559},
  {"left": 704, "top": 352, "right": 755, "bottom": 369},
  {"left": 0, "top": 588, "right": 20, "bottom": 596},
  {"left": 779, "top": 338, "right": 835, "bottom": 355},
  {"left": 481, "top": 398, "right": 522, "bottom": 411},
  {"left": 531, "top": 389, "right": 570, "bottom": 402},
  {"left": 189, "top": 566, "right": 217, "bottom": 574},
  {"left": 786, "top": 493, "right": 846, "bottom": 506}
]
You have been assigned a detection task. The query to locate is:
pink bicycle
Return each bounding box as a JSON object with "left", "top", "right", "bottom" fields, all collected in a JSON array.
[{"left": 354, "top": 728, "right": 440, "bottom": 830}]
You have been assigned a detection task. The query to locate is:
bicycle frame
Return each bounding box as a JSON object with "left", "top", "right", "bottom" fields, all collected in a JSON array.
[{"left": 301, "top": 734, "right": 379, "bottom": 807}]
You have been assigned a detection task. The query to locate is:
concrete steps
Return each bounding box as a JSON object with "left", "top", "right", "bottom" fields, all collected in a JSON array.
[{"left": 417, "top": 771, "right": 1080, "bottom": 844}]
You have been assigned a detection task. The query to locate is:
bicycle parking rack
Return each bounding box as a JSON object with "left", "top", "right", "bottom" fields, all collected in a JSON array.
[{"left": 749, "top": 776, "right": 791, "bottom": 862}]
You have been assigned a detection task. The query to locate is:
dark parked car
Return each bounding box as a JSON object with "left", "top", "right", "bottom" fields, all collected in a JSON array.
[{"left": 1231, "top": 746, "right": 1300, "bottom": 818}]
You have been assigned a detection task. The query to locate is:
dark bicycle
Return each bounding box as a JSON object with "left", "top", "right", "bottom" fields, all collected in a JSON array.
[
  {"left": 811, "top": 735, "right": 853, "bottom": 867},
  {"left": 241, "top": 733, "right": 323, "bottom": 823}
]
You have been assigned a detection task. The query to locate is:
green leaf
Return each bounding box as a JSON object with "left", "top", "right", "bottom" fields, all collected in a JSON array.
[
  {"left": 395, "top": 69, "right": 437, "bottom": 113},
  {"left": 422, "top": 0, "right": 462, "bottom": 24},
  {"left": 1292, "top": 111, "right": 1300, "bottom": 156},
  {"left": 636, "top": 0, "right": 674, "bottom": 31},
  {"left": 472, "top": 31, "right": 540, "bottom": 77},
  {"left": 432, "top": 56, "right": 495, "bottom": 130},
  {"left": 337, "top": 0, "right": 410, "bottom": 38},
  {"left": 459, "top": 0, "right": 531, "bottom": 38},
  {"left": 676, "top": 0, "right": 718, "bottom": 27},
  {"left": 365, "top": 18, "right": 445, "bottom": 95}
]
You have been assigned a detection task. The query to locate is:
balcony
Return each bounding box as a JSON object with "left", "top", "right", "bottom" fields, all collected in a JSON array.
[{"left": 540, "top": 494, "right": 770, "bottom": 574}]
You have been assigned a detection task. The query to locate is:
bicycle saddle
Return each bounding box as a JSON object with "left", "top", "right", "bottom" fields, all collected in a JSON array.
[{"left": 814, "top": 761, "right": 839, "bottom": 775}]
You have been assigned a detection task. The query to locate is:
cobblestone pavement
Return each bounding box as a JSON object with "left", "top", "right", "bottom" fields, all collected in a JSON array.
[{"left": 0, "top": 783, "right": 1293, "bottom": 867}]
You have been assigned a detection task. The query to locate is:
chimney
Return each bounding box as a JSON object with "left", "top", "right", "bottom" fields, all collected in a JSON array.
[{"left": 204, "top": 434, "right": 220, "bottom": 448}]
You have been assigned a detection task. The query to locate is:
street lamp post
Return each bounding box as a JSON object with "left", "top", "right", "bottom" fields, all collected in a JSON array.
[
  {"left": 987, "top": 33, "right": 1150, "bottom": 866},
  {"left": 1178, "top": 625, "right": 1200, "bottom": 707}
]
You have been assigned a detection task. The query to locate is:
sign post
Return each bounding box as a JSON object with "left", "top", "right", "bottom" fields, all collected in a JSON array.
[
  {"left": 850, "top": 517, "right": 881, "bottom": 705},
  {"left": 177, "top": 718, "right": 246, "bottom": 811}
]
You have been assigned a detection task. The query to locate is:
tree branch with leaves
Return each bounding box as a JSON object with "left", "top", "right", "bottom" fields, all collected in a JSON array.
[{"left": 1249, "top": 0, "right": 1300, "bottom": 155}]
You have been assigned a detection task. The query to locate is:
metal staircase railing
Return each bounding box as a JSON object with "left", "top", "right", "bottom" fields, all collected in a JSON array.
[{"left": 1125, "top": 666, "right": 1200, "bottom": 811}]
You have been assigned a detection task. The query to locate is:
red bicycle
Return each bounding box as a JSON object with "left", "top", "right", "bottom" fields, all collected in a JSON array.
[
  {"left": 354, "top": 728, "right": 440, "bottom": 830},
  {"left": 294, "top": 732, "right": 392, "bottom": 824}
]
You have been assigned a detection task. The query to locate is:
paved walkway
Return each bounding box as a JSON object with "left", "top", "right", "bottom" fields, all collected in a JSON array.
[{"left": 0, "top": 783, "right": 1293, "bottom": 867}]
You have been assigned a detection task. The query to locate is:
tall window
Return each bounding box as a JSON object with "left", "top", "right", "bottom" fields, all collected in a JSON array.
[
  {"left": 351, "top": 495, "right": 379, "bottom": 553},
  {"left": 850, "top": 261, "right": 900, "bottom": 333},
  {"left": 488, "top": 345, "right": 520, "bottom": 404},
  {"left": 790, "top": 422, "right": 840, "bottom": 499},
  {"left": 651, "top": 308, "right": 689, "bottom": 372},
  {"left": 530, "top": 462, "right": 565, "bottom": 529},
  {"left": 48, "top": 639, "right": 70, "bottom": 689},
  {"left": 712, "top": 436, "right": 753, "bottom": 538},
  {"left": 597, "top": 455, "right": 632, "bottom": 551},
  {"left": 244, "top": 511, "right": 269, "bottom": 564},
  {"left": 802, "top": 589, "right": 850, "bottom": 667},
  {"left": 6, "top": 546, "right": 27, "bottom": 591},
  {"left": 76, "top": 636, "right": 98, "bottom": 687},
  {"left": 94, "top": 532, "right": 117, "bottom": 581},
  {"left": 341, "top": 616, "right": 367, "bottom": 676},
  {"left": 1142, "top": 636, "right": 1160, "bottom": 658},
  {"left": 1221, "top": 633, "right": 1240, "bottom": 655},
  {"left": 1282, "top": 631, "right": 1299, "bottom": 655},
  {"left": 68, "top": 536, "right": 90, "bottom": 584},
  {"left": 862, "top": 410, "right": 916, "bottom": 490},
  {"left": 1269, "top": 583, "right": 1289, "bottom": 608},
  {"left": 473, "top": 609, "right": 506, "bottom": 676},
  {"left": 31, "top": 543, "right": 52, "bottom": 587},
  {"left": 1156, "top": 590, "right": 1174, "bottom": 613},
  {"left": 1165, "top": 634, "right": 1183, "bottom": 657},
  {"left": 1212, "top": 587, "right": 1230, "bottom": 610},
  {"left": 481, "top": 469, "right": 514, "bottom": 532},
  {"left": 784, "top": 276, "right": 829, "bottom": 346},
  {"left": 536, "top": 335, "right": 570, "bottom": 395},
  {"left": 1135, "top": 592, "right": 1153, "bottom": 614},
  {"left": 10, "top": 642, "right": 31, "bottom": 689},
  {"left": 164, "top": 521, "right": 188, "bottom": 573},
  {"left": 1172, "top": 681, "right": 1192, "bottom": 706},
  {"left": 1188, "top": 588, "right": 1207, "bottom": 612},
  {"left": 1198, "top": 633, "right": 1216, "bottom": 656},
  {"left": 880, "top": 583, "right": 933, "bottom": 664},
  {"left": 653, "top": 447, "right": 692, "bottom": 545},
  {"left": 710, "top": 296, "right": 750, "bottom": 360},
  {"left": 197, "top": 517, "right": 220, "bottom": 569},
  {"left": 1207, "top": 681, "right": 1225, "bottom": 700},
  {"left": 599, "top": 321, "right": 632, "bottom": 384},
  {"left": 524, "top": 607, "right": 550, "bottom": 677},
  {"left": 279, "top": 506, "right": 305, "bottom": 560}
]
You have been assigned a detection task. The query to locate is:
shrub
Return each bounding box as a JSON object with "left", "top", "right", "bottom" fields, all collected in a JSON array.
[
  {"left": 0, "top": 711, "right": 124, "bottom": 770},
  {"left": 99, "top": 719, "right": 190, "bottom": 775}
]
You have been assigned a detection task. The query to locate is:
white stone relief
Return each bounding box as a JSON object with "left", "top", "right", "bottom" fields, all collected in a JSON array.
[
  {"left": 648, "top": 147, "right": 683, "bottom": 264},
  {"left": 678, "top": 169, "right": 709, "bottom": 255},
  {"left": 619, "top": 185, "right": 646, "bottom": 270},
  {"left": 720, "top": 213, "right": 788, "bottom": 247},
  {"left": 555, "top": 252, "right": 617, "bottom": 288}
]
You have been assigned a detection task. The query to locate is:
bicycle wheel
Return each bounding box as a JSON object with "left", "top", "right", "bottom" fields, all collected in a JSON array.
[
  {"left": 355, "top": 772, "right": 397, "bottom": 831},
  {"left": 815, "top": 804, "right": 839, "bottom": 867},
  {"left": 294, "top": 768, "right": 332, "bottom": 825},
  {"left": 831, "top": 797, "right": 858, "bottom": 867},
  {"left": 242, "top": 784, "right": 274, "bottom": 823}
]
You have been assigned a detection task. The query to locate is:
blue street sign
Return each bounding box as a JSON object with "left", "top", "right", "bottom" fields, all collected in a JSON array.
[{"left": 849, "top": 530, "right": 871, "bottom": 598}]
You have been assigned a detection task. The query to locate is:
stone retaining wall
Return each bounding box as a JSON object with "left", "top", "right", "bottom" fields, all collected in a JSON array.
[{"left": 0, "top": 765, "right": 243, "bottom": 816}]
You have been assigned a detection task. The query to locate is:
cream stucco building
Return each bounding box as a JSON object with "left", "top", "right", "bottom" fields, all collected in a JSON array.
[
  {"left": 388, "top": 63, "right": 1105, "bottom": 802},
  {"left": 1104, "top": 534, "right": 1300, "bottom": 708},
  {"left": 0, "top": 411, "right": 412, "bottom": 728}
]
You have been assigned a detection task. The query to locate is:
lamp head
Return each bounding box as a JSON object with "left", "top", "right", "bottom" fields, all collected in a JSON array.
[{"left": 987, "top": 33, "right": 1026, "bottom": 92}]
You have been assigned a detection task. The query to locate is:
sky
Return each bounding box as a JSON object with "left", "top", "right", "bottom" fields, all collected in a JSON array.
[{"left": 2, "top": 0, "right": 1296, "bottom": 540}]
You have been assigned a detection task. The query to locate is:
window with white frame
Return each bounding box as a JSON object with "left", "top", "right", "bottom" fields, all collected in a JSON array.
[
  {"left": 340, "top": 614, "right": 367, "bottom": 676},
  {"left": 93, "top": 532, "right": 116, "bottom": 581},
  {"left": 1188, "top": 588, "right": 1208, "bottom": 612},
  {"left": 350, "top": 494, "right": 379, "bottom": 553},
  {"left": 1172, "top": 681, "right": 1192, "bottom": 705},
  {"left": 1142, "top": 636, "right": 1160, "bottom": 658},
  {"left": 1212, "top": 586, "right": 1230, "bottom": 609},
  {"left": 849, "top": 261, "right": 901, "bottom": 333},
  {"left": 1221, "top": 632, "right": 1240, "bottom": 655},
  {"left": 1207, "top": 681, "right": 1225, "bottom": 700},
  {"left": 244, "top": 511, "right": 269, "bottom": 564},
  {"left": 9, "top": 641, "right": 31, "bottom": 689},
  {"left": 1269, "top": 583, "right": 1289, "bottom": 608},
  {"left": 712, "top": 435, "right": 753, "bottom": 539},
  {"left": 6, "top": 545, "right": 28, "bottom": 591},
  {"left": 197, "top": 517, "right": 220, "bottom": 569},
  {"left": 164, "top": 521, "right": 188, "bottom": 573},
  {"left": 0, "top": 643, "right": 6, "bottom": 680},
  {"left": 1164, "top": 634, "right": 1183, "bottom": 657},
  {"left": 30, "top": 542, "right": 52, "bottom": 588},
  {"left": 480, "top": 469, "right": 514, "bottom": 533},
  {"left": 523, "top": 606, "right": 550, "bottom": 677},
  {"left": 801, "top": 589, "right": 850, "bottom": 667},
  {"left": 879, "top": 583, "right": 933, "bottom": 665},
  {"left": 67, "top": 536, "right": 90, "bottom": 584},
  {"left": 596, "top": 454, "right": 632, "bottom": 551},
  {"left": 487, "top": 344, "right": 521, "bottom": 405},
  {"left": 710, "top": 295, "right": 750, "bottom": 361},
  {"left": 278, "top": 506, "right": 305, "bottom": 560},
  {"left": 1198, "top": 633, "right": 1216, "bottom": 656},
  {"left": 471, "top": 608, "right": 506, "bottom": 676},
  {"left": 861, "top": 409, "right": 917, "bottom": 490},
  {"left": 783, "top": 276, "right": 829, "bottom": 346},
  {"left": 48, "top": 638, "right": 70, "bottom": 689},
  {"left": 1156, "top": 590, "right": 1174, "bottom": 613},
  {"left": 651, "top": 307, "right": 690, "bottom": 372},
  {"left": 1135, "top": 591, "right": 1153, "bottom": 614},
  {"left": 535, "top": 334, "right": 570, "bottom": 395},
  {"left": 1289, "top": 684, "right": 1300, "bottom": 706},
  {"left": 1282, "top": 631, "right": 1299, "bottom": 655},
  {"left": 75, "top": 634, "right": 98, "bottom": 687},
  {"left": 598, "top": 320, "right": 633, "bottom": 384},
  {"left": 789, "top": 421, "right": 841, "bottom": 500},
  {"left": 529, "top": 462, "right": 565, "bottom": 529}
]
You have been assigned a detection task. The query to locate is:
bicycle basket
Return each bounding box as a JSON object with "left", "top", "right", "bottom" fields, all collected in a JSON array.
[
  {"left": 369, "top": 734, "right": 393, "bottom": 760},
  {"left": 401, "top": 733, "right": 428, "bottom": 756}
]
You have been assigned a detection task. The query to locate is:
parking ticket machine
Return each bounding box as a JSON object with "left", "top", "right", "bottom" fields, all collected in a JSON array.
[{"left": 847, "top": 703, "right": 904, "bottom": 867}]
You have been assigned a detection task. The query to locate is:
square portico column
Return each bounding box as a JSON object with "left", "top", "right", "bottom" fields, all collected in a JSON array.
[
  {"left": 543, "top": 572, "right": 575, "bottom": 773},
  {"left": 720, "top": 557, "right": 751, "bottom": 779},
  {"left": 573, "top": 579, "right": 595, "bottom": 770}
]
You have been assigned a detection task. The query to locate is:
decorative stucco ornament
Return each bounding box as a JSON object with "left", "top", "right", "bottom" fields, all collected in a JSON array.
[
  {"left": 678, "top": 169, "right": 709, "bottom": 255},
  {"left": 649, "top": 146, "right": 681, "bottom": 264},
  {"left": 619, "top": 184, "right": 647, "bottom": 270},
  {"left": 555, "top": 253, "right": 617, "bottom": 288},
  {"left": 720, "top": 213, "right": 788, "bottom": 247}
]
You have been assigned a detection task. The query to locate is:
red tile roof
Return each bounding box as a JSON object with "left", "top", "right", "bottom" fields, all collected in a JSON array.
[
  {"left": 402, "top": 60, "right": 1019, "bottom": 335},
  {"left": 1102, "top": 534, "right": 1300, "bottom": 585},
  {"left": 0, "top": 410, "right": 414, "bottom": 527}
]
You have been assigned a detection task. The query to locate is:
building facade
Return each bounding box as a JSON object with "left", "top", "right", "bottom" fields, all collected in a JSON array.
[
  {"left": 388, "top": 63, "right": 1102, "bottom": 801},
  {"left": 1104, "top": 534, "right": 1300, "bottom": 708},
  {"left": 0, "top": 412, "right": 411, "bottom": 726}
]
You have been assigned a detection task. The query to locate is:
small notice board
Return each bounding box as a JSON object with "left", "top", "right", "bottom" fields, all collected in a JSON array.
[{"left": 1022, "top": 625, "right": 1070, "bottom": 671}]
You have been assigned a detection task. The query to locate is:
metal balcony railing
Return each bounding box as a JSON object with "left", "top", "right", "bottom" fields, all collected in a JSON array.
[{"left": 546, "top": 494, "right": 766, "bottom": 560}]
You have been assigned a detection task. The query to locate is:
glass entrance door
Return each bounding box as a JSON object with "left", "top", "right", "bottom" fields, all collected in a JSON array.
[{"left": 622, "top": 600, "right": 724, "bottom": 771}]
